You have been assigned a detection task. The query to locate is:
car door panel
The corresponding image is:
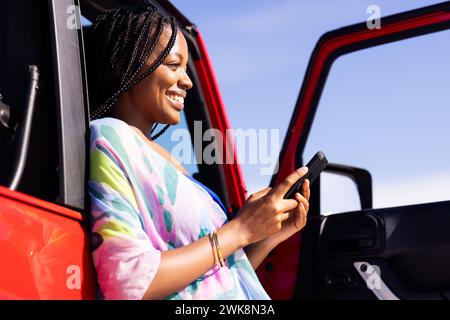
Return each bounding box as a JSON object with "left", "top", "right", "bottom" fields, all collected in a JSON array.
[
  {"left": 0, "top": 186, "right": 96, "bottom": 299},
  {"left": 316, "top": 201, "right": 450, "bottom": 300}
]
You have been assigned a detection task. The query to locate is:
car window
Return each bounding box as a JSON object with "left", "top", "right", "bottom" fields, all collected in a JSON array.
[{"left": 304, "top": 29, "right": 450, "bottom": 215}]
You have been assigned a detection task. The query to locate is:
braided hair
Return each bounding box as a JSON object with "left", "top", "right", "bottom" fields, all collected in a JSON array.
[{"left": 86, "top": 0, "right": 177, "bottom": 140}]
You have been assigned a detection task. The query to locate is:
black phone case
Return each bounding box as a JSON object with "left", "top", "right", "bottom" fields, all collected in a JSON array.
[{"left": 283, "top": 151, "right": 328, "bottom": 199}]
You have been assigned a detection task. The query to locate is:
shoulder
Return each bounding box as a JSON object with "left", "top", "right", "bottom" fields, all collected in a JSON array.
[
  {"left": 90, "top": 117, "right": 143, "bottom": 153},
  {"left": 89, "top": 117, "right": 145, "bottom": 170},
  {"left": 90, "top": 117, "right": 133, "bottom": 142}
]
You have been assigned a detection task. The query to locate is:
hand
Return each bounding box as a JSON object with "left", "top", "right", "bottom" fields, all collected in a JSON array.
[
  {"left": 234, "top": 167, "right": 309, "bottom": 246},
  {"left": 269, "top": 179, "right": 310, "bottom": 245}
]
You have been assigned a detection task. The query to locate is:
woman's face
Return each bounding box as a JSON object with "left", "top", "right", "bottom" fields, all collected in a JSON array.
[{"left": 126, "top": 30, "right": 193, "bottom": 126}]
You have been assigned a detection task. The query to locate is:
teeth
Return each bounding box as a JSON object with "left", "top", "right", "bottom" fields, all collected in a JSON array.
[{"left": 168, "top": 94, "right": 184, "bottom": 104}]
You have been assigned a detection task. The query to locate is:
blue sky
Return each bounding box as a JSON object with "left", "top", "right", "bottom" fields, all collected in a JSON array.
[{"left": 170, "top": 0, "right": 450, "bottom": 213}]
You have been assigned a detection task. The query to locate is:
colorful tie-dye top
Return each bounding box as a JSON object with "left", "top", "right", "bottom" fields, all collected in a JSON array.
[{"left": 88, "top": 117, "right": 271, "bottom": 300}]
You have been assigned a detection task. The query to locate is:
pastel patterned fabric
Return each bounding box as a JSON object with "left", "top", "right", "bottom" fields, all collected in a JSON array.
[{"left": 88, "top": 117, "right": 271, "bottom": 300}]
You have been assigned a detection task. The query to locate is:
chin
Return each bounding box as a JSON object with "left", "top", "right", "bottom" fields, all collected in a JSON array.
[{"left": 166, "top": 113, "right": 181, "bottom": 125}]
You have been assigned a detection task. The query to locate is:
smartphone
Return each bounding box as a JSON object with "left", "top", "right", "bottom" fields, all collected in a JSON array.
[{"left": 283, "top": 151, "right": 328, "bottom": 199}]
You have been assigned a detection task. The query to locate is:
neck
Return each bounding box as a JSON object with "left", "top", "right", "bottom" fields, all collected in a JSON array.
[{"left": 111, "top": 94, "right": 154, "bottom": 138}]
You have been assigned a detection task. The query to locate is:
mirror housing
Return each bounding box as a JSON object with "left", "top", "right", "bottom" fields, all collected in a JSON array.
[{"left": 324, "top": 163, "right": 373, "bottom": 209}]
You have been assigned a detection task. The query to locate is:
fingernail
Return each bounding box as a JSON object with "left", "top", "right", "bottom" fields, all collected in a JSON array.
[{"left": 297, "top": 167, "right": 308, "bottom": 174}]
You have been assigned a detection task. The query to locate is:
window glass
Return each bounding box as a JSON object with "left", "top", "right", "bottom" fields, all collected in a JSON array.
[{"left": 304, "top": 30, "right": 450, "bottom": 215}]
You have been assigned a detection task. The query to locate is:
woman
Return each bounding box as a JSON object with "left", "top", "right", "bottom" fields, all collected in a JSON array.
[{"left": 86, "top": 1, "right": 310, "bottom": 300}]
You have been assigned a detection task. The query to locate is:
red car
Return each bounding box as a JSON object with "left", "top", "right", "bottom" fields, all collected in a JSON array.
[{"left": 0, "top": 0, "right": 449, "bottom": 299}]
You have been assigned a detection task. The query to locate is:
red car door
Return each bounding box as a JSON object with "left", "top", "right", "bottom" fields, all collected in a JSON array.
[{"left": 256, "top": 1, "right": 450, "bottom": 299}]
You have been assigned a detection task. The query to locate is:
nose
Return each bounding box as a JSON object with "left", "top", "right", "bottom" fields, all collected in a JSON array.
[{"left": 178, "top": 69, "right": 193, "bottom": 91}]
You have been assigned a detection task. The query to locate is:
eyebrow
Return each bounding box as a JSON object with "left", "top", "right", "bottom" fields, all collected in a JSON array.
[{"left": 169, "top": 52, "right": 184, "bottom": 60}]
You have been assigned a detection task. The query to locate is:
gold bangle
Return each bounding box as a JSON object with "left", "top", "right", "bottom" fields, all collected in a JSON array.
[
  {"left": 208, "top": 232, "right": 220, "bottom": 267},
  {"left": 212, "top": 231, "right": 224, "bottom": 267}
]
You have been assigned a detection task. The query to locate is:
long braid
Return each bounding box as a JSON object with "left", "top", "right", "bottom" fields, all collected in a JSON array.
[
  {"left": 86, "top": 1, "right": 178, "bottom": 140},
  {"left": 120, "top": 11, "right": 153, "bottom": 86},
  {"left": 127, "top": 15, "right": 164, "bottom": 85},
  {"left": 151, "top": 124, "right": 170, "bottom": 141}
]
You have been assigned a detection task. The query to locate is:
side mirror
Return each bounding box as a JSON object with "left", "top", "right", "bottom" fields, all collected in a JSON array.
[{"left": 324, "top": 163, "right": 373, "bottom": 209}]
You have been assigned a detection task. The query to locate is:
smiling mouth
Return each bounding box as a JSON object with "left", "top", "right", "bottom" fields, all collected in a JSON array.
[
  {"left": 165, "top": 91, "right": 185, "bottom": 110},
  {"left": 166, "top": 93, "right": 184, "bottom": 104}
]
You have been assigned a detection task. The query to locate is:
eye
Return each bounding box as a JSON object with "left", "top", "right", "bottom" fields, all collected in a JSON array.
[{"left": 167, "top": 62, "right": 180, "bottom": 70}]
